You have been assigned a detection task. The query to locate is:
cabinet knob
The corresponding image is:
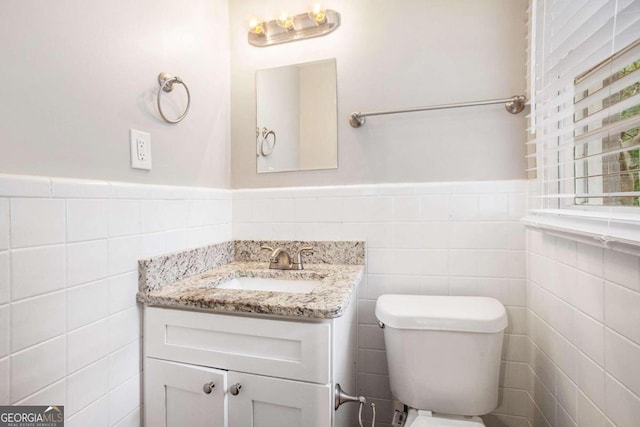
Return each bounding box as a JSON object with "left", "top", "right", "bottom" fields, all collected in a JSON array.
[
  {"left": 203, "top": 382, "right": 215, "bottom": 394},
  {"left": 230, "top": 383, "right": 242, "bottom": 396}
]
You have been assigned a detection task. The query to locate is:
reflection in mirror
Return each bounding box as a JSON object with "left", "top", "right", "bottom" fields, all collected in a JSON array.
[{"left": 256, "top": 58, "right": 337, "bottom": 173}]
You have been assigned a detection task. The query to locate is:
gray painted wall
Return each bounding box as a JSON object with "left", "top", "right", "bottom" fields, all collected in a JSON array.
[
  {"left": 2, "top": 1, "right": 527, "bottom": 190},
  {"left": 230, "top": 0, "right": 528, "bottom": 189},
  {"left": 0, "top": 0, "right": 230, "bottom": 188}
]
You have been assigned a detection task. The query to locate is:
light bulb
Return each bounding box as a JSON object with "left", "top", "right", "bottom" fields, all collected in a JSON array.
[
  {"left": 309, "top": 4, "right": 327, "bottom": 24},
  {"left": 249, "top": 18, "right": 265, "bottom": 36},
  {"left": 276, "top": 12, "right": 295, "bottom": 30}
]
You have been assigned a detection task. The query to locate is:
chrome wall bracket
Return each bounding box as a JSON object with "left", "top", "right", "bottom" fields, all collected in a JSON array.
[
  {"left": 335, "top": 384, "right": 377, "bottom": 427},
  {"left": 505, "top": 95, "right": 527, "bottom": 114},
  {"left": 334, "top": 383, "right": 365, "bottom": 410}
]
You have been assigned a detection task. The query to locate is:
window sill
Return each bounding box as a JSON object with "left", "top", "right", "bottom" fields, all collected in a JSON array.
[{"left": 522, "top": 210, "right": 640, "bottom": 256}]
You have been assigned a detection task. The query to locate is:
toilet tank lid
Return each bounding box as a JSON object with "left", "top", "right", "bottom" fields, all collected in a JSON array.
[{"left": 375, "top": 295, "right": 508, "bottom": 333}]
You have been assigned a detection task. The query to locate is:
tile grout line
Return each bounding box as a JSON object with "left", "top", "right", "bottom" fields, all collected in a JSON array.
[
  {"left": 7, "top": 197, "right": 12, "bottom": 404},
  {"left": 63, "top": 194, "right": 69, "bottom": 408}
]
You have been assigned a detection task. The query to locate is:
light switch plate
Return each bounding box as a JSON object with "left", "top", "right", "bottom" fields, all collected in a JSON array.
[{"left": 130, "top": 129, "right": 152, "bottom": 170}]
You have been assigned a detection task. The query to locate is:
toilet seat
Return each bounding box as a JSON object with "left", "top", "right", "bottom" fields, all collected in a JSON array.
[{"left": 406, "top": 409, "right": 485, "bottom": 427}]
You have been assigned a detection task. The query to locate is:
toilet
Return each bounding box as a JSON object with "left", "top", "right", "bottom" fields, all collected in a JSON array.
[{"left": 375, "top": 295, "right": 508, "bottom": 426}]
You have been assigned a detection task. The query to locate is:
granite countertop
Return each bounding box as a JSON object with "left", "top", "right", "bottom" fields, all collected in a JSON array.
[
  {"left": 136, "top": 241, "right": 365, "bottom": 319},
  {"left": 138, "top": 261, "right": 363, "bottom": 318}
]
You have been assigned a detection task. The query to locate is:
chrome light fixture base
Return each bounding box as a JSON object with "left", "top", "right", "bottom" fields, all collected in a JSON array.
[{"left": 248, "top": 9, "right": 340, "bottom": 47}]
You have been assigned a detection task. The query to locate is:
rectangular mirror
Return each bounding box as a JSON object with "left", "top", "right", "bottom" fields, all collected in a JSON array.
[{"left": 256, "top": 58, "right": 338, "bottom": 174}]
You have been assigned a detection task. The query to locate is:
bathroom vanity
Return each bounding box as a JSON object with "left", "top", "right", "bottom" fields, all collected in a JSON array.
[{"left": 137, "top": 241, "right": 364, "bottom": 427}]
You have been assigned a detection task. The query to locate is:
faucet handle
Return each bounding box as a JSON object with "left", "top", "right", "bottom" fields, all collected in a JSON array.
[
  {"left": 260, "top": 245, "right": 274, "bottom": 254},
  {"left": 297, "top": 246, "right": 313, "bottom": 255},
  {"left": 294, "top": 247, "right": 313, "bottom": 269},
  {"left": 261, "top": 245, "right": 276, "bottom": 264}
]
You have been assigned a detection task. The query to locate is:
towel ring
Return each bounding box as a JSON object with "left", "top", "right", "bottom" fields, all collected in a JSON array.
[
  {"left": 157, "top": 72, "right": 191, "bottom": 124},
  {"left": 260, "top": 128, "right": 277, "bottom": 156}
]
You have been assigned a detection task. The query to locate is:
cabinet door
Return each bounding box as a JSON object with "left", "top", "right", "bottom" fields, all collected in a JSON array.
[
  {"left": 227, "top": 371, "right": 331, "bottom": 427},
  {"left": 145, "top": 358, "right": 227, "bottom": 427}
]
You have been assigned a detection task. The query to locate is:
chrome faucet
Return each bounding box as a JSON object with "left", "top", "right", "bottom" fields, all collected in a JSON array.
[
  {"left": 261, "top": 245, "right": 313, "bottom": 270},
  {"left": 263, "top": 246, "right": 292, "bottom": 269}
]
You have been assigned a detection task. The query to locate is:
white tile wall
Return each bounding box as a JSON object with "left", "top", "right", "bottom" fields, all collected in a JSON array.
[
  {"left": 11, "top": 245, "right": 66, "bottom": 301},
  {"left": 233, "top": 180, "right": 529, "bottom": 426},
  {"left": 66, "top": 199, "right": 108, "bottom": 242},
  {"left": 66, "top": 395, "right": 109, "bottom": 427},
  {"left": 6, "top": 172, "right": 640, "bottom": 427},
  {"left": 0, "top": 199, "right": 10, "bottom": 250},
  {"left": 0, "top": 253, "right": 8, "bottom": 305},
  {"left": 67, "top": 280, "right": 109, "bottom": 331},
  {"left": 10, "top": 336, "right": 66, "bottom": 402},
  {"left": 67, "top": 320, "right": 109, "bottom": 373},
  {"left": 109, "top": 374, "right": 140, "bottom": 424},
  {"left": 67, "top": 358, "right": 109, "bottom": 415},
  {"left": 0, "top": 174, "right": 231, "bottom": 425},
  {"left": 10, "top": 199, "right": 66, "bottom": 248},
  {"left": 15, "top": 378, "right": 66, "bottom": 406},
  {"left": 527, "top": 228, "right": 640, "bottom": 427},
  {"left": 11, "top": 291, "right": 66, "bottom": 352},
  {"left": 67, "top": 240, "right": 108, "bottom": 287}
]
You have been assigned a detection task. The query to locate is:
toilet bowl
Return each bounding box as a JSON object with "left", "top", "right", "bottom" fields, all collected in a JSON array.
[
  {"left": 405, "top": 410, "right": 484, "bottom": 427},
  {"left": 375, "top": 295, "right": 508, "bottom": 427}
]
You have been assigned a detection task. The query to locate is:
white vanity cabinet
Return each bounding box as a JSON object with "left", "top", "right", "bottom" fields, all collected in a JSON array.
[
  {"left": 143, "top": 302, "right": 357, "bottom": 427},
  {"left": 146, "top": 358, "right": 227, "bottom": 427},
  {"left": 226, "top": 371, "right": 331, "bottom": 427}
]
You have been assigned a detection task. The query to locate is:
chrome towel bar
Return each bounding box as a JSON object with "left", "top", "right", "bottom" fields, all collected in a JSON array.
[{"left": 349, "top": 95, "right": 527, "bottom": 128}]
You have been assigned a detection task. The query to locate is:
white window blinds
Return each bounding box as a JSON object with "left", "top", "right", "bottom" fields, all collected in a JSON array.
[
  {"left": 529, "top": 0, "right": 640, "bottom": 211},
  {"left": 526, "top": 0, "right": 640, "bottom": 250},
  {"left": 574, "top": 40, "right": 640, "bottom": 207}
]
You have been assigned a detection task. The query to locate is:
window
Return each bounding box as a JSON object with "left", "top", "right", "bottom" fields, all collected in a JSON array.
[
  {"left": 574, "top": 39, "right": 640, "bottom": 207},
  {"left": 526, "top": 0, "right": 640, "bottom": 248},
  {"left": 529, "top": 0, "right": 640, "bottom": 215}
]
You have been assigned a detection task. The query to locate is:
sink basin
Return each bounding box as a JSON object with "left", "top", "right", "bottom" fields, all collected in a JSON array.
[{"left": 216, "top": 277, "right": 321, "bottom": 293}]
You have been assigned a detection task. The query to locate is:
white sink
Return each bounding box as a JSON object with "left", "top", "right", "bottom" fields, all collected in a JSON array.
[{"left": 216, "top": 277, "right": 321, "bottom": 293}]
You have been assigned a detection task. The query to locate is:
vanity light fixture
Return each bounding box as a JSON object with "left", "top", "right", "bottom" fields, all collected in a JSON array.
[
  {"left": 247, "top": 5, "right": 340, "bottom": 47},
  {"left": 249, "top": 18, "right": 265, "bottom": 37},
  {"left": 309, "top": 5, "right": 327, "bottom": 25},
  {"left": 276, "top": 12, "right": 295, "bottom": 31}
]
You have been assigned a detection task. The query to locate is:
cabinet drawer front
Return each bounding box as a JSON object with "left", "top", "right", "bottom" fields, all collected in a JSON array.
[{"left": 145, "top": 307, "right": 331, "bottom": 383}]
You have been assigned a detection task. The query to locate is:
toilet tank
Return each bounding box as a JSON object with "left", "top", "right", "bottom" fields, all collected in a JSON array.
[{"left": 375, "top": 295, "right": 508, "bottom": 416}]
